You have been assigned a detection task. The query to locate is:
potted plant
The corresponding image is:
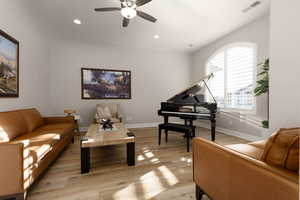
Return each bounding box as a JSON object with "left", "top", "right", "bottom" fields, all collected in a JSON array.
[{"left": 254, "top": 58, "right": 269, "bottom": 128}]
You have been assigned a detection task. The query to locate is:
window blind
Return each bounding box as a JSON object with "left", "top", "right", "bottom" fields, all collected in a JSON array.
[
  {"left": 207, "top": 44, "right": 256, "bottom": 111},
  {"left": 207, "top": 52, "right": 225, "bottom": 107}
]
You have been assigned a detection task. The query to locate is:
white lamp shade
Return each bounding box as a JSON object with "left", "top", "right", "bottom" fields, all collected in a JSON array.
[{"left": 121, "top": 7, "right": 137, "bottom": 19}]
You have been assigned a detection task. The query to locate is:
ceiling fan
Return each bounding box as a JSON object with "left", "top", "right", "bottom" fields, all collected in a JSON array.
[{"left": 94, "top": 0, "right": 157, "bottom": 27}]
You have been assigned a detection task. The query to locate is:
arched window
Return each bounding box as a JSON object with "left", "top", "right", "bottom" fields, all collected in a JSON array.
[{"left": 206, "top": 43, "right": 257, "bottom": 112}]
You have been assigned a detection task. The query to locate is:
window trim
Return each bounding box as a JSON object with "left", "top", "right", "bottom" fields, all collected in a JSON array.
[{"left": 205, "top": 42, "right": 258, "bottom": 114}]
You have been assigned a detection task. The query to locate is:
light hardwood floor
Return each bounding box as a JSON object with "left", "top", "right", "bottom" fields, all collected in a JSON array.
[{"left": 27, "top": 127, "right": 248, "bottom": 200}]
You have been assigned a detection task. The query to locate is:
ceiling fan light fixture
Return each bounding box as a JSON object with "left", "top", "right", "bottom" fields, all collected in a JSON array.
[
  {"left": 121, "top": 7, "right": 137, "bottom": 19},
  {"left": 73, "top": 19, "right": 82, "bottom": 25}
]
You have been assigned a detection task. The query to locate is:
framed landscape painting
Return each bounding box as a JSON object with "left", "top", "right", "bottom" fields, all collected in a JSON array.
[
  {"left": 81, "top": 68, "right": 131, "bottom": 99},
  {"left": 0, "top": 30, "right": 19, "bottom": 97}
]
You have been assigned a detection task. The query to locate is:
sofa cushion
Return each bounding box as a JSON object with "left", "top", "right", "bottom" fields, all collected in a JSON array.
[
  {"left": 226, "top": 144, "right": 264, "bottom": 160},
  {"left": 13, "top": 131, "right": 61, "bottom": 147},
  {"left": 261, "top": 128, "right": 299, "bottom": 172},
  {"left": 35, "top": 123, "right": 75, "bottom": 138},
  {"left": 248, "top": 140, "right": 267, "bottom": 149},
  {"left": 0, "top": 110, "right": 28, "bottom": 142},
  {"left": 19, "top": 109, "right": 44, "bottom": 132},
  {"left": 9, "top": 131, "right": 59, "bottom": 171},
  {"left": 25, "top": 143, "right": 53, "bottom": 170}
]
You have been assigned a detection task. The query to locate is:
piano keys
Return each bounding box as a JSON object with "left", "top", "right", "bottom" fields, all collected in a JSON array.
[{"left": 158, "top": 74, "right": 217, "bottom": 141}]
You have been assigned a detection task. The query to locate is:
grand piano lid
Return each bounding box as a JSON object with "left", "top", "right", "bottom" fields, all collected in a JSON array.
[{"left": 167, "top": 73, "right": 217, "bottom": 104}]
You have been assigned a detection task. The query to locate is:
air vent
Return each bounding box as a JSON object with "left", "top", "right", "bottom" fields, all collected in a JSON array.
[{"left": 242, "top": 1, "right": 262, "bottom": 13}]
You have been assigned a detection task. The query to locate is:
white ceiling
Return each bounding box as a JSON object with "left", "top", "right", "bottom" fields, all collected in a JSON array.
[{"left": 31, "top": 0, "right": 270, "bottom": 52}]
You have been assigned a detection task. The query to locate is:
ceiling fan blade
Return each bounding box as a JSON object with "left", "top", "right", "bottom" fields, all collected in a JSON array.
[
  {"left": 94, "top": 7, "right": 121, "bottom": 12},
  {"left": 137, "top": 11, "right": 157, "bottom": 23},
  {"left": 123, "top": 18, "right": 130, "bottom": 27},
  {"left": 136, "top": 0, "right": 152, "bottom": 7}
]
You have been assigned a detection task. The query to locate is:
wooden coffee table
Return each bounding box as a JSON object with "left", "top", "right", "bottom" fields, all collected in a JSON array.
[{"left": 80, "top": 123, "right": 135, "bottom": 174}]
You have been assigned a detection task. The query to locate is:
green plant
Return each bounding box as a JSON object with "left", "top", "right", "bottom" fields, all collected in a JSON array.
[
  {"left": 262, "top": 120, "right": 269, "bottom": 129},
  {"left": 254, "top": 58, "right": 269, "bottom": 128},
  {"left": 254, "top": 59, "right": 269, "bottom": 96}
]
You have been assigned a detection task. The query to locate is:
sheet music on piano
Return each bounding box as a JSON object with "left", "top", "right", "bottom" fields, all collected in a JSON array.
[{"left": 158, "top": 73, "right": 217, "bottom": 141}]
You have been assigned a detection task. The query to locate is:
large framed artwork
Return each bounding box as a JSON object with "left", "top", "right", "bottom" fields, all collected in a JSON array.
[
  {"left": 0, "top": 29, "right": 19, "bottom": 97},
  {"left": 81, "top": 68, "right": 131, "bottom": 99}
]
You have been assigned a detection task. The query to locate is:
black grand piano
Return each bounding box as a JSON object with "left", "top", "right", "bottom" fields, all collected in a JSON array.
[{"left": 158, "top": 74, "right": 217, "bottom": 141}]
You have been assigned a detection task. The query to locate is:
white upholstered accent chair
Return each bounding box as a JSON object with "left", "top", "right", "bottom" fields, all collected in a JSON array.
[{"left": 95, "top": 104, "right": 122, "bottom": 123}]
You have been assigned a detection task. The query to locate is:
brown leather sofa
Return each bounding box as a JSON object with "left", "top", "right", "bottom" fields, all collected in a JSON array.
[
  {"left": 0, "top": 108, "right": 76, "bottom": 200},
  {"left": 193, "top": 128, "right": 299, "bottom": 200}
]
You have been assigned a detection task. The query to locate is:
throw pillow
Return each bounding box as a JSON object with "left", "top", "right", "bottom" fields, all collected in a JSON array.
[
  {"left": 97, "top": 106, "right": 112, "bottom": 119},
  {"left": 103, "top": 106, "right": 112, "bottom": 118},
  {"left": 261, "top": 128, "right": 299, "bottom": 172}
]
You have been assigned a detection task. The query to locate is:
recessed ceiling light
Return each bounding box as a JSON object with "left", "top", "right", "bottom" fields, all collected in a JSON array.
[
  {"left": 154, "top": 35, "right": 160, "bottom": 39},
  {"left": 73, "top": 19, "right": 82, "bottom": 25},
  {"left": 188, "top": 44, "right": 194, "bottom": 48}
]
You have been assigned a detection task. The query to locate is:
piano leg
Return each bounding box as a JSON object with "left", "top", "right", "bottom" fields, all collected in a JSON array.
[
  {"left": 164, "top": 116, "right": 169, "bottom": 143},
  {"left": 211, "top": 119, "right": 216, "bottom": 141},
  {"left": 193, "top": 126, "right": 196, "bottom": 137},
  {"left": 158, "top": 127, "right": 162, "bottom": 145},
  {"left": 190, "top": 120, "right": 195, "bottom": 137},
  {"left": 164, "top": 116, "right": 169, "bottom": 124},
  {"left": 186, "top": 130, "right": 190, "bottom": 152},
  {"left": 165, "top": 130, "right": 168, "bottom": 143}
]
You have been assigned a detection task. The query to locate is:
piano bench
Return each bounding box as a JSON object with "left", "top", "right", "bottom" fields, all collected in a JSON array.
[{"left": 158, "top": 123, "right": 195, "bottom": 152}]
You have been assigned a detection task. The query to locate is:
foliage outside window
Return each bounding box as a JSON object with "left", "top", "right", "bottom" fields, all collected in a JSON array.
[{"left": 254, "top": 58, "right": 269, "bottom": 128}]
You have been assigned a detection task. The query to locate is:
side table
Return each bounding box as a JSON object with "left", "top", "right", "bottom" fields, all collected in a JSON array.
[{"left": 74, "top": 114, "right": 80, "bottom": 134}]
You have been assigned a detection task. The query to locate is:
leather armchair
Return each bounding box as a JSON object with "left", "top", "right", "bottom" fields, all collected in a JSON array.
[
  {"left": 95, "top": 103, "right": 122, "bottom": 123},
  {"left": 193, "top": 137, "right": 299, "bottom": 200}
]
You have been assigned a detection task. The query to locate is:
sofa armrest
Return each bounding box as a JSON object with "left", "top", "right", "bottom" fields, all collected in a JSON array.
[
  {"left": 193, "top": 138, "right": 299, "bottom": 200},
  {"left": 0, "top": 143, "right": 24, "bottom": 196},
  {"left": 43, "top": 116, "right": 75, "bottom": 124}
]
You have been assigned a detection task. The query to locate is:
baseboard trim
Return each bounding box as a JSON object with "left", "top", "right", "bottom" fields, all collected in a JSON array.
[
  {"left": 217, "top": 127, "right": 264, "bottom": 141},
  {"left": 125, "top": 122, "right": 160, "bottom": 129},
  {"left": 79, "top": 122, "right": 161, "bottom": 132},
  {"left": 79, "top": 122, "right": 264, "bottom": 141},
  {"left": 197, "top": 122, "right": 264, "bottom": 141}
]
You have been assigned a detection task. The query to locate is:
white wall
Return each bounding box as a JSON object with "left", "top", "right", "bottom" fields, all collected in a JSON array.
[
  {"left": 48, "top": 40, "right": 191, "bottom": 127},
  {"left": 0, "top": 0, "right": 50, "bottom": 114},
  {"left": 191, "top": 16, "right": 270, "bottom": 140},
  {"left": 269, "top": 0, "right": 300, "bottom": 131}
]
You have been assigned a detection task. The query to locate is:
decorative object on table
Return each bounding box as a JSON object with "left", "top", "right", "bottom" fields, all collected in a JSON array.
[
  {"left": 64, "top": 109, "right": 80, "bottom": 134},
  {"left": 100, "top": 119, "right": 114, "bottom": 130},
  {"left": 0, "top": 29, "right": 19, "bottom": 97},
  {"left": 81, "top": 68, "right": 131, "bottom": 99},
  {"left": 95, "top": 103, "right": 122, "bottom": 123},
  {"left": 254, "top": 58, "right": 269, "bottom": 128}
]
